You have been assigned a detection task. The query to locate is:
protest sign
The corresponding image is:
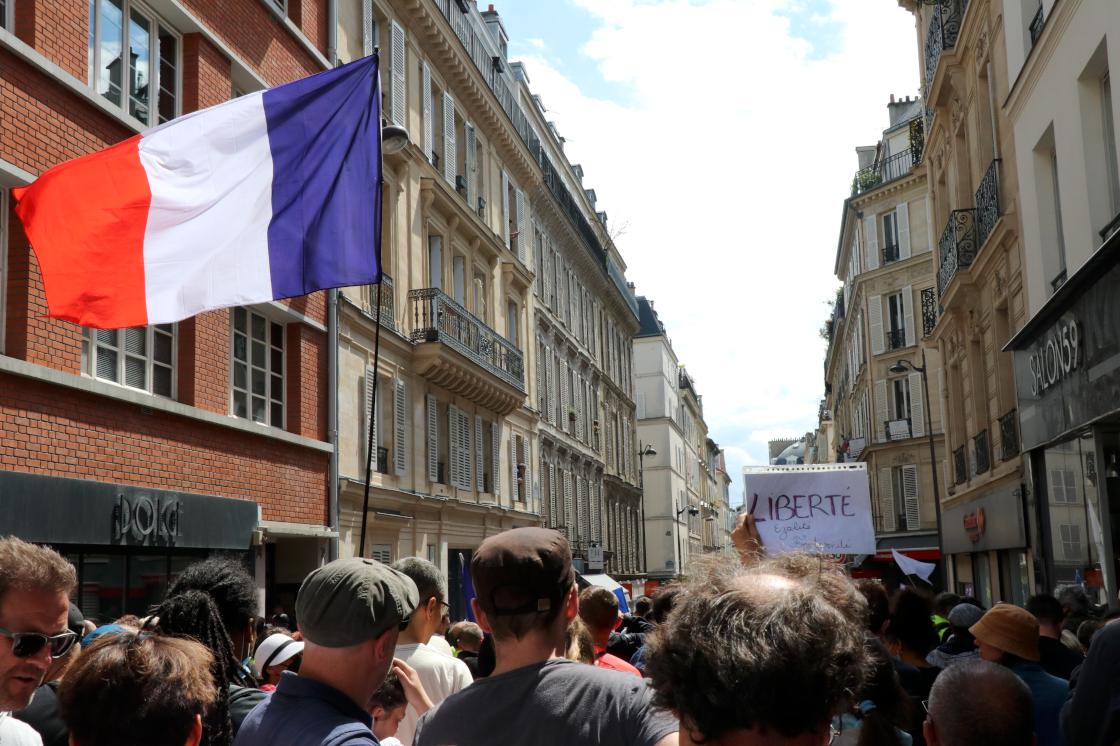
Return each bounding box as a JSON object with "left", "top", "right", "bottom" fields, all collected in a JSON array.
[{"left": 744, "top": 465, "right": 876, "bottom": 555}]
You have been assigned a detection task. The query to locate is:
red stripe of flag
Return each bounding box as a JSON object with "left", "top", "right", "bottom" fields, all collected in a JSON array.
[{"left": 13, "top": 135, "right": 151, "bottom": 329}]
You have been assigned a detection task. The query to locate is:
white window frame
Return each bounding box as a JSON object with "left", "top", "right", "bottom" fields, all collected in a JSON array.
[
  {"left": 230, "top": 307, "right": 286, "bottom": 428},
  {"left": 1050, "top": 468, "right": 1078, "bottom": 504},
  {"left": 88, "top": 0, "right": 182, "bottom": 127},
  {"left": 82, "top": 325, "right": 177, "bottom": 398},
  {"left": 1, "top": 0, "right": 11, "bottom": 31},
  {"left": 1059, "top": 523, "right": 1082, "bottom": 560}
]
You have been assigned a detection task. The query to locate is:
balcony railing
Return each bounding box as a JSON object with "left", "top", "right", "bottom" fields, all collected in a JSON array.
[
  {"left": 852, "top": 148, "right": 917, "bottom": 196},
  {"left": 1029, "top": 5, "right": 1045, "bottom": 47},
  {"left": 974, "top": 430, "right": 991, "bottom": 475},
  {"left": 924, "top": 0, "right": 967, "bottom": 89},
  {"left": 886, "top": 418, "right": 912, "bottom": 441},
  {"left": 408, "top": 288, "right": 525, "bottom": 390},
  {"left": 938, "top": 209, "right": 978, "bottom": 296},
  {"left": 999, "top": 410, "right": 1020, "bottom": 462},
  {"left": 976, "top": 160, "right": 1002, "bottom": 249},
  {"left": 921, "top": 287, "right": 938, "bottom": 336},
  {"left": 910, "top": 117, "right": 926, "bottom": 164},
  {"left": 883, "top": 243, "right": 901, "bottom": 265},
  {"left": 369, "top": 274, "right": 396, "bottom": 330},
  {"left": 886, "top": 329, "right": 907, "bottom": 351},
  {"left": 953, "top": 445, "right": 968, "bottom": 485}
]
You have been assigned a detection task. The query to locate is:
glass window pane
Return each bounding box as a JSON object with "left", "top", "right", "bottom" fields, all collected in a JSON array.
[
  {"left": 98, "top": 0, "right": 124, "bottom": 105},
  {"left": 157, "top": 27, "right": 177, "bottom": 124},
  {"left": 251, "top": 314, "right": 266, "bottom": 342},
  {"left": 79, "top": 554, "right": 126, "bottom": 625},
  {"left": 234, "top": 307, "right": 247, "bottom": 332},
  {"left": 252, "top": 396, "right": 266, "bottom": 423},
  {"left": 96, "top": 328, "right": 117, "bottom": 345},
  {"left": 154, "top": 329, "right": 172, "bottom": 364},
  {"left": 252, "top": 368, "right": 266, "bottom": 396},
  {"left": 271, "top": 322, "right": 283, "bottom": 348},
  {"left": 271, "top": 402, "right": 284, "bottom": 427},
  {"left": 251, "top": 339, "right": 265, "bottom": 368},
  {"left": 153, "top": 365, "right": 172, "bottom": 397},
  {"left": 123, "top": 327, "right": 146, "bottom": 354},
  {"left": 124, "top": 355, "right": 146, "bottom": 389},
  {"left": 96, "top": 347, "right": 118, "bottom": 381},
  {"left": 271, "top": 348, "right": 283, "bottom": 374},
  {"left": 233, "top": 391, "right": 248, "bottom": 418},
  {"left": 233, "top": 333, "right": 247, "bottom": 362},
  {"left": 270, "top": 374, "right": 283, "bottom": 400},
  {"left": 233, "top": 361, "right": 247, "bottom": 390},
  {"left": 127, "top": 555, "right": 168, "bottom": 616},
  {"left": 128, "top": 8, "right": 152, "bottom": 122}
]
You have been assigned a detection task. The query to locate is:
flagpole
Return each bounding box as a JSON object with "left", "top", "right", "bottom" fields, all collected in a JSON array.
[{"left": 358, "top": 279, "right": 384, "bottom": 558}]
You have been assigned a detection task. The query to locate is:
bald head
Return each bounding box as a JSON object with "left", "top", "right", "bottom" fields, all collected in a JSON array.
[{"left": 926, "top": 660, "right": 1033, "bottom": 746}]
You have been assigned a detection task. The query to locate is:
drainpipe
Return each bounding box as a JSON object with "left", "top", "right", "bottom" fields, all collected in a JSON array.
[
  {"left": 327, "top": 0, "right": 338, "bottom": 67},
  {"left": 328, "top": 288, "right": 340, "bottom": 561}
]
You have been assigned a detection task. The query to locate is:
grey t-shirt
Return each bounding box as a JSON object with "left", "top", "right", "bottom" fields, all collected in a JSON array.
[{"left": 413, "top": 658, "right": 676, "bottom": 746}]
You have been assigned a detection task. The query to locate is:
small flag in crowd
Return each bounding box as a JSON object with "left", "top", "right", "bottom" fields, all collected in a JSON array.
[
  {"left": 892, "top": 548, "right": 936, "bottom": 583},
  {"left": 13, "top": 54, "right": 384, "bottom": 329}
]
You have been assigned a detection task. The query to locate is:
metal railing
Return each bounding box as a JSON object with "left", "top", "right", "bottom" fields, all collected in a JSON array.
[
  {"left": 886, "top": 418, "right": 913, "bottom": 441},
  {"left": 938, "top": 209, "right": 978, "bottom": 296},
  {"left": 999, "top": 410, "right": 1020, "bottom": 462},
  {"left": 852, "top": 148, "right": 917, "bottom": 196},
  {"left": 924, "top": 0, "right": 967, "bottom": 89},
  {"left": 408, "top": 288, "right": 525, "bottom": 390},
  {"left": 883, "top": 244, "right": 901, "bottom": 265},
  {"left": 368, "top": 274, "right": 396, "bottom": 330},
  {"left": 953, "top": 446, "right": 968, "bottom": 485},
  {"left": 886, "top": 329, "right": 908, "bottom": 350},
  {"left": 921, "top": 287, "right": 938, "bottom": 336},
  {"left": 910, "top": 117, "right": 926, "bottom": 165},
  {"left": 1029, "top": 5, "right": 1045, "bottom": 47},
  {"left": 976, "top": 160, "right": 1002, "bottom": 249},
  {"left": 974, "top": 430, "right": 991, "bottom": 475}
]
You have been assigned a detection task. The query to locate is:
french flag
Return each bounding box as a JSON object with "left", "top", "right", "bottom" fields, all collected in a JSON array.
[{"left": 13, "top": 55, "right": 383, "bottom": 330}]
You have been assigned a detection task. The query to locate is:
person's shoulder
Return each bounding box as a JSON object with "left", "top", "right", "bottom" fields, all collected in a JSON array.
[{"left": 0, "top": 714, "right": 45, "bottom": 746}]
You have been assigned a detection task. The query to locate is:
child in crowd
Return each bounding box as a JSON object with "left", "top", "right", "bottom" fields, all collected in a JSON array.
[{"left": 369, "top": 671, "right": 409, "bottom": 746}]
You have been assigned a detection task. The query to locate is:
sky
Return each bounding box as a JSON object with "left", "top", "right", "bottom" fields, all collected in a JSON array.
[{"left": 492, "top": 0, "right": 920, "bottom": 507}]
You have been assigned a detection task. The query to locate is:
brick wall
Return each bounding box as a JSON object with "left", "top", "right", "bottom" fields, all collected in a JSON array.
[
  {"left": 0, "top": 373, "right": 328, "bottom": 525},
  {"left": 13, "top": 0, "right": 88, "bottom": 80},
  {"left": 182, "top": 33, "right": 233, "bottom": 112}
]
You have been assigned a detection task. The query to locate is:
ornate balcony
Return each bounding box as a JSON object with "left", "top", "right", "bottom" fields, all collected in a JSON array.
[
  {"left": 999, "top": 410, "right": 1020, "bottom": 462},
  {"left": 886, "top": 418, "right": 913, "bottom": 441},
  {"left": 852, "top": 147, "right": 917, "bottom": 196},
  {"left": 910, "top": 117, "right": 925, "bottom": 165},
  {"left": 886, "top": 329, "right": 907, "bottom": 351},
  {"left": 921, "top": 287, "right": 938, "bottom": 337},
  {"left": 883, "top": 244, "right": 901, "bottom": 265},
  {"left": 976, "top": 160, "right": 1002, "bottom": 249},
  {"left": 953, "top": 446, "right": 968, "bottom": 485},
  {"left": 974, "top": 430, "right": 991, "bottom": 475},
  {"left": 408, "top": 288, "right": 526, "bottom": 415},
  {"left": 924, "top": 0, "right": 967, "bottom": 91},
  {"left": 938, "top": 209, "right": 978, "bottom": 297}
]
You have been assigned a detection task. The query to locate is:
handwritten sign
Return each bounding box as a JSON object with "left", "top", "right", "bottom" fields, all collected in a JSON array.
[{"left": 744, "top": 465, "right": 875, "bottom": 555}]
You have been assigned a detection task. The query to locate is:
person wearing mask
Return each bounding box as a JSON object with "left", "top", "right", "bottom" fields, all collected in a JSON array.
[
  {"left": 251, "top": 633, "right": 304, "bottom": 692},
  {"left": 234, "top": 558, "right": 419, "bottom": 746},
  {"left": 578, "top": 587, "right": 642, "bottom": 677},
  {"left": 1025, "top": 594, "right": 1082, "bottom": 679},
  {"left": 413, "top": 528, "right": 677, "bottom": 746},
  {"left": 884, "top": 590, "right": 942, "bottom": 702},
  {"left": 922, "top": 659, "right": 1034, "bottom": 746},
  {"left": 13, "top": 603, "right": 86, "bottom": 746},
  {"left": 925, "top": 604, "right": 982, "bottom": 670},
  {"left": 970, "top": 603, "right": 1066, "bottom": 746},
  {"left": 58, "top": 631, "right": 216, "bottom": 746},
  {"left": 453, "top": 622, "right": 483, "bottom": 678},
  {"left": 390, "top": 558, "right": 472, "bottom": 746},
  {"left": 0, "top": 537, "right": 77, "bottom": 746}
]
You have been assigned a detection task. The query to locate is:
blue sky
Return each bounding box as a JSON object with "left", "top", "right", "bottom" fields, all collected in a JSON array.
[{"left": 489, "top": 0, "right": 920, "bottom": 507}]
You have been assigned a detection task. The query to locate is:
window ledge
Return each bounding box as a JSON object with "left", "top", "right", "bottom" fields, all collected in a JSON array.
[
  {"left": 0, "top": 355, "right": 332, "bottom": 453},
  {"left": 256, "top": 0, "right": 331, "bottom": 69}
]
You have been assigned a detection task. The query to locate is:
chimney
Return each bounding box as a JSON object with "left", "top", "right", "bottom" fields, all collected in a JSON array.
[{"left": 890, "top": 93, "right": 895, "bottom": 103}]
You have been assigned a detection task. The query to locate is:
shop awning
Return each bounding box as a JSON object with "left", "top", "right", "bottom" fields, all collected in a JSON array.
[{"left": 576, "top": 573, "right": 630, "bottom": 613}]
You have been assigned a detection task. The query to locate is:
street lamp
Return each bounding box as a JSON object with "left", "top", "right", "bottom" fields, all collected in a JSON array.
[
  {"left": 675, "top": 502, "right": 700, "bottom": 577},
  {"left": 637, "top": 443, "right": 656, "bottom": 577},
  {"left": 381, "top": 121, "right": 410, "bottom": 156},
  {"left": 889, "top": 349, "right": 945, "bottom": 585}
]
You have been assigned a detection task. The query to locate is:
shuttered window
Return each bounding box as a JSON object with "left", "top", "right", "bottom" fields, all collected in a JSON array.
[{"left": 389, "top": 20, "right": 406, "bottom": 126}]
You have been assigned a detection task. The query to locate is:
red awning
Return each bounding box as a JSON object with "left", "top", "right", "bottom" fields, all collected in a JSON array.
[{"left": 873, "top": 548, "right": 941, "bottom": 562}]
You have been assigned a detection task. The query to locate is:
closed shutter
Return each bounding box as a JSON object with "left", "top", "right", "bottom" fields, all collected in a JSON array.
[
  {"left": 864, "top": 214, "right": 879, "bottom": 271},
  {"left": 563, "top": 470, "right": 574, "bottom": 528},
  {"left": 510, "top": 433, "right": 518, "bottom": 502},
  {"left": 897, "top": 202, "right": 911, "bottom": 258},
  {"left": 393, "top": 379, "right": 407, "bottom": 474},
  {"left": 426, "top": 394, "right": 438, "bottom": 482},
  {"left": 575, "top": 375, "right": 584, "bottom": 439},
  {"left": 521, "top": 437, "right": 532, "bottom": 511},
  {"left": 390, "top": 21, "right": 406, "bottom": 126},
  {"left": 878, "top": 468, "right": 896, "bottom": 532},
  {"left": 909, "top": 372, "right": 925, "bottom": 438},
  {"left": 448, "top": 405, "right": 460, "bottom": 487},
  {"left": 459, "top": 409, "right": 472, "bottom": 491},
  {"left": 491, "top": 421, "right": 501, "bottom": 497},
  {"left": 442, "top": 91, "right": 456, "bottom": 184},
  {"left": 475, "top": 415, "right": 484, "bottom": 491},
  {"left": 869, "top": 294, "right": 885, "bottom": 356},
  {"left": 874, "top": 380, "right": 888, "bottom": 443},
  {"left": 560, "top": 360, "right": 569, "bottom": 422},
  {"left": 548, "top": 463, "right": 557, "bottom": 526},
  {"left": 365, "top": 367, "right": 378, "bottom": 467},
  {"left": 421, "top": 63, "right": 433, "bottom": 162},
  {"left": 902, "top": 285, "right": 915, "bottom": 347},
  {"left": 500, "top": 171, "right": 510, "bottom": 248},
  {"left": 361, "top": 0, "right": 374, "bottom": 56},
  {"left": 536, "top": 342, "right": 545, "bottom": 412},
  {"left": 543, "top": 244, "right": 553, "bottom": 304},
  {"left": 464, "top": 122, "right": 477, "bottom": 206},
  {"left": 903, "top": 464, "right": 920, "bottom": 530},
  {"left": 514, "top": 188, "right": 525, "bottom": 261},
  {"left": 575, "top": 478, "right": 585, "bottom": 542}
]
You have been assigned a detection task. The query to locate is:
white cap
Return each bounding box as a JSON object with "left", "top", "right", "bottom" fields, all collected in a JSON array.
[{"left": 252, "top": 633, "right": 304, "bottom": 678}]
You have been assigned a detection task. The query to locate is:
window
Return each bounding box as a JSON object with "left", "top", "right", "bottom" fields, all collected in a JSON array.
[
  {"left": 472, "top": 274, "right": 486, "bottom": 321},
  {"left": 892, "top": 378, "right": 911, "bottom": 421},
  {"left": 1059, "top": 524, "right": 1082, "bottom": 560},
  {"left": 231, "top": 308, "right": 284, "bottom": 426},
  {"left": 83, "top": 325, "right": 175, "bottom": 397},
  {"left": 1, "top": 0, "right": 9, "bottom": 30},
  {"left": 506, "top": 301, "right": 519, "bottom": 346},
  {"left": 452, "top": 255, "right": 465, "bottom": 306},
  {"left": 882, "top": 212, "right": 899, "bottom": 261},
  {"left": 89, "top": 0, "right": 180, "bottom": 126},
  {"left": 1050, "top": 468, "right": 1078, "bottom": 504},
  {"left": 887, "top": 292, "right": 905, "bottom": 348},
  {"left": 1103, "top": 73, "right": 1120, "bottom": 222},
  {"left": 427, "top": 235, "right": 442, "bottom": 289},
  {"left": 370, "top": 544, "right": 392, "bottom": 563}
]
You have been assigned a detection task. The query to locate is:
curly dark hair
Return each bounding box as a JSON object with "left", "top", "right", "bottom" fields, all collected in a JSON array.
[
  {"left": 886, "top": 588, "right": 938, "bottom": 657},
  {"left": 370, "top": 670, "right": 407, "bottom": 712},
  {"left": 646, "top": 556, "right": 868, "bottom": 742},
  {"left": 166, "top": 556, "right": 256, "bottom": 634}
]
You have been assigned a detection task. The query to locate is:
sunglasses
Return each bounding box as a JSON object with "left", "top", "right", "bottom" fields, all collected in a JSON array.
[{"left": 0, "top": 626, "right": 78, "bottom": 659}]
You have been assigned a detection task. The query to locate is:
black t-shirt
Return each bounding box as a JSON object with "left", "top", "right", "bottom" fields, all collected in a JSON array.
[{"left": 1038, "top": 635, "right": 1083, "bottom": 680}]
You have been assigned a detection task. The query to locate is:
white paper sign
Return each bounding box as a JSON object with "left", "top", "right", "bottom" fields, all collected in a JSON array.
[{"left": 744, "top": 465, "right": 876, "bottom": 555}]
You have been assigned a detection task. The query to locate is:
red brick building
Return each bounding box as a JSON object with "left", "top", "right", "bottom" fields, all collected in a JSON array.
[{"left": 0, "top": 0, "right": 337, "bottom": 620}]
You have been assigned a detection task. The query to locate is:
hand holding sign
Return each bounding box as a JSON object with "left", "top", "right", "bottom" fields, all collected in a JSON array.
[{"left": 743, "top": 465, "right": 876, "bottom": 555}]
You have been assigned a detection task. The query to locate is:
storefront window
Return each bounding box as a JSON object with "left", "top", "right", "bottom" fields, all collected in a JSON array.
[
  {"left": 973, "top": 552, "right": 993, "bottom": 607},
  {"left": 68, "top": 551, "right": 210, "bottom": 624},
  {"left": 1043, "top": 433, "right": 1110, "bottom": 604},
  {"left": 79, "top": 554, "right": 126, "bottom": 624}
]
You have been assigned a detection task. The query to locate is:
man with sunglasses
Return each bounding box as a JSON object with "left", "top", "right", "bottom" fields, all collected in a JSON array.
[
  {"left": 0, "top": 537, "right": 77, "bottom": 746},
  {"left": 390, "top": 558, "right": 473, "bottom": 746}
]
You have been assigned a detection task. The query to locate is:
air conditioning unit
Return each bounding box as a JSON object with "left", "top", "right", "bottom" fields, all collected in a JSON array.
[{"left": 456, "top": 175, "right": 467, "bottom": 195}]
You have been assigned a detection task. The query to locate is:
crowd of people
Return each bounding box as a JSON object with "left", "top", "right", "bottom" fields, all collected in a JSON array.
[{"left": 0, "top": 518, "right": 1118, "bottom": 746}]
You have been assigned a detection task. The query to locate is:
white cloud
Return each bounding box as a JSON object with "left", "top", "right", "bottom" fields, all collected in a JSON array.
[
  {"left": 513, "top": 0, "right": 919, "bottom": 497},
  {"left": 526, "top": 37, "right": 546, "bottom": 49}
]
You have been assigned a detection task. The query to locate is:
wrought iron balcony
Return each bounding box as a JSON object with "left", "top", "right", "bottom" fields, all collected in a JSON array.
[
  {"left": 999, "top": 410, "right": 1020, "bottom": 462},
  {"left": 852, "top": 148, "right": 916, "bottom": 196},
  {"left": 974, "top": 430, "right": 991, "bottom": 475},
  {"left": 924, "top": 0, "right": 966, "bottom": 90},
  {"left": 976, "top": 160, "right": 1002, "bottom": 249},
  {"left": 921, "top": 287, "right": 938, "bottom": 337},
  {"left": 886, "top": 418, "right": 912, "bottom": 441},
  {"left": 883, "top": 243, "right": 901, "bottom": 265},
  {"left": 953, "top": 445, "right": 968, "bottom": 485},
  {"left": 938, "top": 209, "right": 978, "bottom": 297},
  {"left": 408, "top": 287, "right": 526, "bottom": 414},
  {"left": 370, "top": 274, "right": 395, "bottom": 330},
  {"left": 1029, "top": 5, "right": 1045, "bottom": 47},
  {"left": 910, "top": 117, "right": 925, "bottom": 165},
  {"left": 886, "top": 328, "right": 907, "bottom": 351}
]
